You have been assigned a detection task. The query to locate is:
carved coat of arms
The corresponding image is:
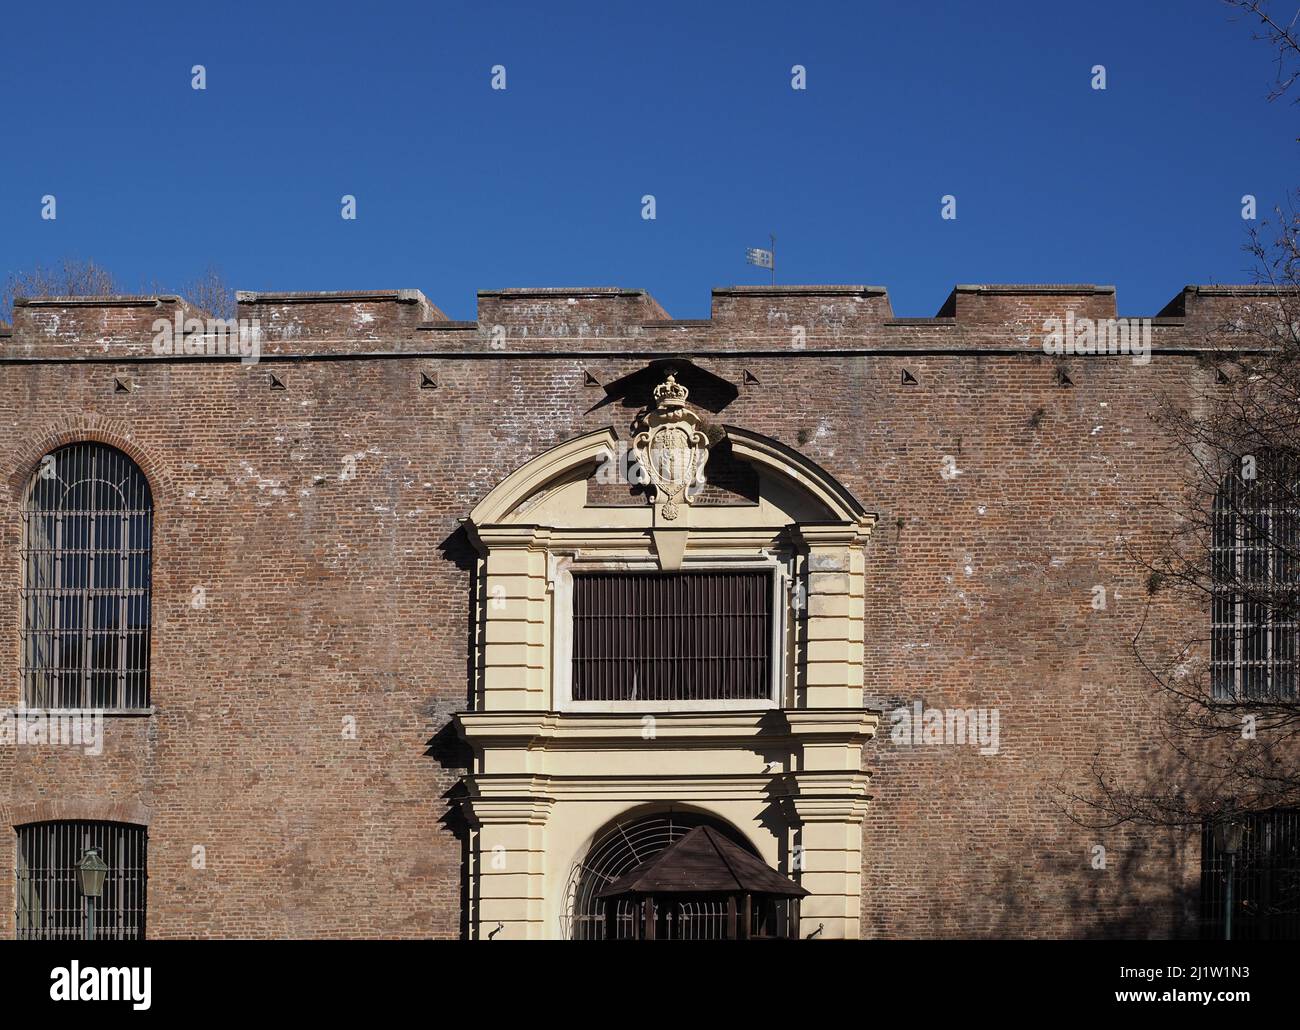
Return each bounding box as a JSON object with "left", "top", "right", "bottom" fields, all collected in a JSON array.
[{"left": 630, "top": 370, "right": 710, "bottom": 520}]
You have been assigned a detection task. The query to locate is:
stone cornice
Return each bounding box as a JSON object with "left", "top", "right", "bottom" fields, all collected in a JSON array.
[
  {"left": 790, "top": 521, "right": 875, "bottom": 549},
  {"left": 458, "top": 789, "right": 556, "bottom": 827},
  {"left": 455, "top": 708, "right": 879, "bottom": 750},
  {"left": 786, "top": 790, "right": 874, "bottom": 823}
]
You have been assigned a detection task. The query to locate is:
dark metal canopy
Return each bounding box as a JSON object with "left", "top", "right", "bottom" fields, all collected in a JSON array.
[{"left": 597, "top": 826, "right": 808, "bottom": 899}]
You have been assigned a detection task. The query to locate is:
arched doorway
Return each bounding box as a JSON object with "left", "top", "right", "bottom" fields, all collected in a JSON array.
[{"left": 566, "top": 810, "right": 754, "bottom": 940}]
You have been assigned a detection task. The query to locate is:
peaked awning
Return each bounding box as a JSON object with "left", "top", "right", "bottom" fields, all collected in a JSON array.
[{"left": 597, "top": 826, "right": 809, "bottom": 898}]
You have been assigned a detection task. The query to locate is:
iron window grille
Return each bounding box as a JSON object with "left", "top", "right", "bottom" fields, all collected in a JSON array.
[
  {"left": 1201, "top": 809, "right": 1300, "bottom": 940},
  {"left": 21, "top": 443, "right": 153, "bottom": 710},
  {"left": 570, "top": 570, "right": 774, "bottom": 703},
  {"left": 600, "top": 896, "right": 798, "bottom": 941},
  {"left": 16, "top": 821, "right": 147, "bottom": 940},
  {"left": 565, "top": 811, "right": 769, "bottom": 940},
  {"left": 1211, "top": 456, "right": 1300, "bottom": 700}
]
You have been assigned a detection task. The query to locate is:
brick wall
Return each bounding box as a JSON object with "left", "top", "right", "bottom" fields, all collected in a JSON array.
[{"left": 0, "top": 283, "right": 1256, "bottom": 938}]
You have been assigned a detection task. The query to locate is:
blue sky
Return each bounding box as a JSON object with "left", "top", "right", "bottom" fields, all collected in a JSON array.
[{"left": 1, "top": 0, "right": 1294, "bottom": 319}]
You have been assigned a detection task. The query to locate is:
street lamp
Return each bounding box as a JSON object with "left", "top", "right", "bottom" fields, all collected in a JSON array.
[
  {"left": 1214, "top": 819, "right": 1247, "bottom": 941},
  {"left": 76, "top": 847, "right": 108, "bottom": 942}
]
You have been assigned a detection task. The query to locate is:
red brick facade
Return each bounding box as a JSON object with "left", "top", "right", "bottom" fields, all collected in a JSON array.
[{"left": 0, "top": 283, "right": 1248, "bottom": 938}]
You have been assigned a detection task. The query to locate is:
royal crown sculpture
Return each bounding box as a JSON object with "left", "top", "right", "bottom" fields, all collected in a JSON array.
[{"left": 630, "top": 369, "right": 711, "bottom": 520}]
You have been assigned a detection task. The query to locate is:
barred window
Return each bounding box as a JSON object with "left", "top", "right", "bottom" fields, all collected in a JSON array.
[
  {"left": 571, "top": 571, "right": 774, "bottom": 703},
  {"left": 21, "top": 443, "right": 153, "bottom": 709},
  {"left": 1201, "top": 809, "right": 1300, "bottom": 940},
  {"left": 16, "top": 821, "right": 147, "bottom": 940},
  {"left": 565, "top": 811, "right": 763, "bottom": 940},
  {"left": 1211, "top": 455, "right": 1300, "bottom": 700}
]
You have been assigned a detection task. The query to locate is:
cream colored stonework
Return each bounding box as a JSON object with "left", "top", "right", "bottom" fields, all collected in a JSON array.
[{"left": 456, "top": 404, "right": 878, "bottom": 940}]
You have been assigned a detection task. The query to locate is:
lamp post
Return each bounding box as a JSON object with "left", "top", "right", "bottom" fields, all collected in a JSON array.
[
  {"left": 1214, "top": 819, "right": 1246, "bottom": 941},
  {"left": 76, "top": 847, "right": 108, "bottom": 942}
]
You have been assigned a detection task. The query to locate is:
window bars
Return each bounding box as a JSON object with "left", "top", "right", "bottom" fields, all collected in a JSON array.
[
  {"left": 1201, "top": 809, "right": 1300, "bottom": 940},
  {"left": 566, "top": 812, "right": 758, "bottom": 941},
  {"left": 21, "top": 443, "right": 153, "bottom": 709},
  {"left": 1211, "top": 457, "right": 1300, "bottom": 700},
  {"left": 16, "top": 821, "right": 147, "bottom": 941},
  {"left": 571, "top": 571, "right": 773, "bottom": 703}
]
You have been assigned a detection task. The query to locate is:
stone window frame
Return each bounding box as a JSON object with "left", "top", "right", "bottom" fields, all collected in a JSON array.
[
  {"left": 464, "top": 426, "right": 875, "bottom": 715},
  {"left": 552, "top": 550, "right": 791, "bottom": 714}
]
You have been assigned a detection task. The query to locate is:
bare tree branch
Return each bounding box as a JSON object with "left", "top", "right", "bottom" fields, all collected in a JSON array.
[
  {"left": 1, "top": 258, "right": 119, "bottom": 321},
  {"left": 1224, "top": 1, "right": 1300, "bottom": 105},
  {"left": 2, "top": 259, "right": 237, "bottom": 324}
]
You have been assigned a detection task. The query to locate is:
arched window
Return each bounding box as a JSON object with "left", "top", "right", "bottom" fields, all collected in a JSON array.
[
  {"left": 1212, "top": 454, "right": 1300, "bottom": 700},
  {"left": 16, "top": 821, "right": 147, "bottom": 940},
  {"left": 565, "top": 810, "right": 768, "bottom": 940},
  {"left": 21, "top": 443, "right": 153, "bottom": 709}
]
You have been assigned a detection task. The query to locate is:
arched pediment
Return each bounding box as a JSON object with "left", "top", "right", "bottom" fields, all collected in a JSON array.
[
  {"left": 468, "top": 428, "right": 618, "bottom": 526},
  {"left": 466, "top": 424, "right": 871, "bottom": 530},
  {"left": 722, "top": 426, "right": 869, "bottom": 525}
]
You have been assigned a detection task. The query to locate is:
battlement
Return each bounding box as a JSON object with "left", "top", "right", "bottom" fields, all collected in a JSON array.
[{"left": 1, "top": 283, "right": 1292, "bottom": 358}]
